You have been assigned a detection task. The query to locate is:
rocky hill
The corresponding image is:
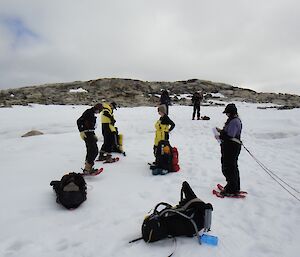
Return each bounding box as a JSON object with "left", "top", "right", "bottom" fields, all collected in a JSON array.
[{"left": 0, "top": 78, "right": 299, "bottom": 109}]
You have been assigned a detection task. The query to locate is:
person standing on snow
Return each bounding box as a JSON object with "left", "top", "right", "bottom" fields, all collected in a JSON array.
[
  {"left": 153, "top": 104, "right": 175, "bottom": 157},
  {"left": 159, "top": 89, "right": 171, "bottom": 115},
  {"left": 97, "top": 102, "right": 118, "bottom": 161},
  {"left": 191, "top": 91, "right": 203, "bottom": 120},
  {"left": 77, "top": 103, "right": 103, "bottom": 174},
  {"left": 216, "top": 103, "right": 242, "bottom": 196}
]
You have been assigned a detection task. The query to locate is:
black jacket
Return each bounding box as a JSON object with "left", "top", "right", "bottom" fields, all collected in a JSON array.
[
  {"left": 77, "top": 107, "right": 97, "bottom": 132},
  {"left": 160, "top": 114, "right": 175, "bottom": 131},
  {"left": 191, "top": 92, "right": 203, "bottom": 106},
  {"left": 160, "top": 91, "right": 171, "bottom": 106}
]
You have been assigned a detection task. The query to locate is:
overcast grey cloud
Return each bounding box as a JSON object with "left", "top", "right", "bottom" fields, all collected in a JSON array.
[{"left": 0, "top": 0, "right": 300, "bottom": 94}]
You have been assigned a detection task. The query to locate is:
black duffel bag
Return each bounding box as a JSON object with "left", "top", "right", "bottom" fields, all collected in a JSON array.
[
  {"left": 141, "top": 181, "right": 213, "bottom": 243},
  {"left": 50, "top": 172, "right": 87, "bottom": 209}
]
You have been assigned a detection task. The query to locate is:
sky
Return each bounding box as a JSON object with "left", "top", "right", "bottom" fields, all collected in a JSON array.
[{"left": 0, "top": 0, "right": 300, "bottom": 95}]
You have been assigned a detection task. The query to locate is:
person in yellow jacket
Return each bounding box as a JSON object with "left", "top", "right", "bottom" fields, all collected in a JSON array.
[
  {"left": 154, "top": 105, "right": 175, "bottom": 156},
  {"left": 97, "top": 102, "right": 118, "bottom": 161}
]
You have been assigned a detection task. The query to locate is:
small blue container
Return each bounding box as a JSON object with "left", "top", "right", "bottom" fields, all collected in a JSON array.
[{"left": 199, "top": 234, "right": 218, "bottom": 246}]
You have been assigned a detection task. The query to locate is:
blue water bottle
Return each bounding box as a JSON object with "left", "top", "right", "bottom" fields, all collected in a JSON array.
[{"left": 199, "top": 234, "right": 218, "bottom": 246}]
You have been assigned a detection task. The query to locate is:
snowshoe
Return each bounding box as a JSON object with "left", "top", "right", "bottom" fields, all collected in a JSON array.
[
  {"left": 81, "top": 167, "right": 103, "bottom": 176},
  {"left": 212, "top": 189, "right": 246, "bottom": 198},
  {"left": 103, "top": 157, "right": 120, "bottom": 164},
  {"left": 217, "top": 184, "right": 248, "bottom": 194},
  {"left": 96, "top": 153, "right": 112, "bottom": 162}
]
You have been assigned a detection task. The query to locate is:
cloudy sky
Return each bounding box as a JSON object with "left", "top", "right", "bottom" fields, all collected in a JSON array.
[{"left": 0, "top": 0, "right": 300, "bottom": 95}]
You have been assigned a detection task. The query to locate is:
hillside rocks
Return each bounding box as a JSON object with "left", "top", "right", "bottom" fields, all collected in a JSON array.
[{"left": 0, "top": 78, "right": 299, "bottom": 109}]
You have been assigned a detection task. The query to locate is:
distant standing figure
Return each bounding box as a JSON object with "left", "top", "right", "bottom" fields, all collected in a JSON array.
[
  {"left": 77, "top": 103, "right": 103, "bottom": 174},
  {"left": 160, "top": 90, "right": 171, "bottom": 115},
  {"left": 191, "top": 91, "right": 203, "bottom": 120},
  {"left": 216, "top": 103, "right": 242, "bottom": 196}
]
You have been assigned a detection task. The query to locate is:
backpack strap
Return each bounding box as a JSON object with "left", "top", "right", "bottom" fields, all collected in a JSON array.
[
  {"left": 176, "top": 198, "right": 204, "bottom": 212},
  {"left": 180, "top": 181, "right": 197, "bottom": 202},
  {"left": 153, "top": 202, "right": 173, "bottom": 214}
]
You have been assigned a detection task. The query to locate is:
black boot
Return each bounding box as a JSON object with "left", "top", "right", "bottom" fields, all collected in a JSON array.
[{"left": 97, "top": 151, "right": 112, "bottom": 161}]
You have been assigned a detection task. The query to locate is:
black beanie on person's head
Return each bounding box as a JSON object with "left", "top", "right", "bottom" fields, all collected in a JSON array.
[{"left": 223, "top": 103, "right": 237, "bottom": 114}]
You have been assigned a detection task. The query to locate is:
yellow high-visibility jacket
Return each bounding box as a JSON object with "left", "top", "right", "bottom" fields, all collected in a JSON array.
[
  {"left": 154, "top": 114, "right": 175, "bottom": 146},
  {"left": 154, "top": 120, "right": 171, "bottom": 146},
  {"left": 101, "top": 103, "right": 116, "bottom": 132}
]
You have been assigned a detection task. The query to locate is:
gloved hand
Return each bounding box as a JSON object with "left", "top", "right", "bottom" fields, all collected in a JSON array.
[
  {"left": 80, "top": 131, "right": 86, "bottom": 140},
  {"left": 93, "top": 134, "right": 98, "bottom": 141}
]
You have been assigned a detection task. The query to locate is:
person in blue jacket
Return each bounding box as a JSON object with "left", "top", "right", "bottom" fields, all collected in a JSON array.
[{"left": 216, "top": 103, "right": 242, "bottom": 196}]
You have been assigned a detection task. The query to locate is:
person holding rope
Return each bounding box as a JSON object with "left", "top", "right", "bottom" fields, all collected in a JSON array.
[{"left": 216, "top": 103, "right": 242, "bottom": 196}]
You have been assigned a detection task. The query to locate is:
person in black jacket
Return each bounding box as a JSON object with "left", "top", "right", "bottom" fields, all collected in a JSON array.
[
  {"left": 216, "top": 103, "right": 242, "bottom": 196},
  {"left": 191, "top": 91, "right": 203, "bottom": 120},
  {"left": 77, "top": 103, "right": 103, "bottom": 174},
  {"left": 159, "top": 90, "right": 171, "bottom": 115}
]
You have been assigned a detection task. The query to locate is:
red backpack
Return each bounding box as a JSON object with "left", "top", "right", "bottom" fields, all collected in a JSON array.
[{"left": 171, "top": 147, "right": 180, "bottom": 172}]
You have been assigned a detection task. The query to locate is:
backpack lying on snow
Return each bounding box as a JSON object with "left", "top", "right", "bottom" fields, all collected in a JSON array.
[
  {"left": 50, "top": 172, "right": 87, "bottom": 209},
  {"left": 200, "top": 115, "right": 210, "bottom": 120},
  {"left": 140, "top": 181, "right": 213, "bottom": 243},
  {"left": 151, "top": 140, "right": 180, "bottom": 175}
]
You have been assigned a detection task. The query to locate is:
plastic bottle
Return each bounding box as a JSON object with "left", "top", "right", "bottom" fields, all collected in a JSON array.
[{"left": 199, "top": 234, "right": 218, "bottom": 246}]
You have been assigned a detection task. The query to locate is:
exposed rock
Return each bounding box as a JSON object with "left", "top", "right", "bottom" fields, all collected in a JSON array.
[
  {"left": 0, "top": 78, "right": 299, "bottom": 109},
  {"left": 21, "top": 130, "right": 44, "bottom": 137}
]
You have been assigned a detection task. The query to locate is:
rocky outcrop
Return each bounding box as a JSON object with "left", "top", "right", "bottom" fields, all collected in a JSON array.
[
  {"left": 21, "top": 130, "right": 44, "bottom": 137},
  {"left": 0, "top": 78, "right": 299, "bottom": 109}
]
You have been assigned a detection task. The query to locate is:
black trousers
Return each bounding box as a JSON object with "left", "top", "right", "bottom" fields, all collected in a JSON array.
[
  {"left": 100, "top": 124, "right": 115, "bottom": 153},
  {"left": 221, "top": 141, "right": 241, "bottom": 193},
  {"left": 84, "top": 132, "right": 98, "bottom": 165},
  {"left": 193, "top": 104, "right": 200, "bottom": 119}
]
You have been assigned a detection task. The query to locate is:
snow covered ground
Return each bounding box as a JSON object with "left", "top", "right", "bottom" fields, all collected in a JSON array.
[{"left": 0, "top": 103, "right": 299, "bottom": 257}]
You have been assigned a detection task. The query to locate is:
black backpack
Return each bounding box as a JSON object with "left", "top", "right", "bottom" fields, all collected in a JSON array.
[
  {"left": 141, "top": 181, "right": 213, "bottom": 243},
  {"left": 153, "top": 140, "right": 173, "bottom": 171},
  {"left": 50, "top": 172, "right": 87, "bottom": 209}
]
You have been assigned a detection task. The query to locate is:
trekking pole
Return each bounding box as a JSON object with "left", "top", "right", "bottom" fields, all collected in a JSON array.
[{"left": 242, "top": 143, "right": 300, "bottom": 202}]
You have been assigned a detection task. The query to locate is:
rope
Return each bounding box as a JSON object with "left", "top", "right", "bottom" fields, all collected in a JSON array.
[
  {"left": 128, "top": 237, "right": 143, "bottom": 243},
  {"left": 242, "top": 144, "right": 300, "bottom": 202},
  {"left": 167, "top": 237, "right": 177, "bottom": 257},
  {"left": 128, "top": 236, "right": 177, "bottom": 257}
]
